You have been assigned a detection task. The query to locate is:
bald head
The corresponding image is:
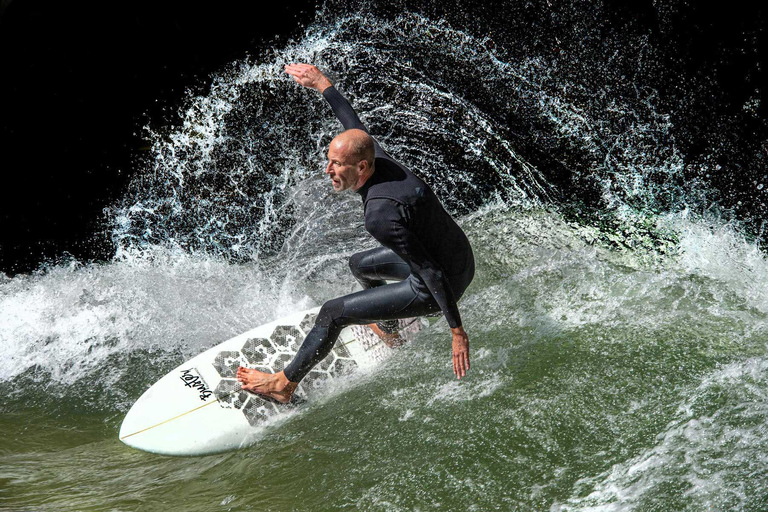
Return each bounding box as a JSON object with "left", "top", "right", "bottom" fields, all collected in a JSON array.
[
  {"left": 325, "top": 129, "right": 376, "bottom": 192},
  {"left": 330, "top": 129, "right": 375, "bottom": 169}
]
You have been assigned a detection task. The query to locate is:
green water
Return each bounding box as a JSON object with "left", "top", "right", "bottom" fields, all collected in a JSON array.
[
  {"left": 4, "top": 1, "right": 766, "bottom": 508},
  {"left": 4, "top": 209, "right": 768, "bottom": 511}
]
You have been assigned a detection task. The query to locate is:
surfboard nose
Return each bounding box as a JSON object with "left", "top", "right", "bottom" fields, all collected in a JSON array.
[
  {"left": 117, "top": 307, "right": 426, "bottom": 456},
  {"left": 119, "top": 385, "right": 257, "bottom": 456}
]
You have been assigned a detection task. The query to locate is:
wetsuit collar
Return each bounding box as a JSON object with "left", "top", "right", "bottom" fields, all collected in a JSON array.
[
  {"left": 356, "top": 164, "right": 382, "bottom": 202},
  {"left": 356, "top": 178, "right": 371, "bottom": 202}
]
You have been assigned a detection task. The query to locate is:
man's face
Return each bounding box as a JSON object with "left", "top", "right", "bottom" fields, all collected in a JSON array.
[{"left": 325, "top": 139, "right": 363, "bottom": 192}]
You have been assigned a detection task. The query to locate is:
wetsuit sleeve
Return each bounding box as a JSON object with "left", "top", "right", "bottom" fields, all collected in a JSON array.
[
  {"left": 322, "top": 86, "right": 391, "bottom": 160},
  {"left": 365, "top": 198, "right": 463, "bottom": 328}
]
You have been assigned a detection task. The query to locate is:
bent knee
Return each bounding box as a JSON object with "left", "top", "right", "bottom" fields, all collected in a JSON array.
[
  {"left": 316, "top": 297, "right": 345, "bottom": 327},
  {"left": 348, "top": 252, "right": 366, "bottom": 279}
]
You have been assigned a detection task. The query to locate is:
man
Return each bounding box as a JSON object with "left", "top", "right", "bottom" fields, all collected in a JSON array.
[{"left": 237, "top": 63, "right": 475, "bottom": 403}]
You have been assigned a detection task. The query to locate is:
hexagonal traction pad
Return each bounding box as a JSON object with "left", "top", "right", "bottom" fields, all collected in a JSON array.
[
  {"left": 299, "top": 313, "right": 317, "bottom": 334},
  {"left": 242, "top": 395, "right": 280, "bottom": 426},
  {"left": 212, "top": 350, "right": 245, "bottom": 379},
  {"left": 241, "top": 337, "right": 274, "bottom": 365},
  {"left": 270, "top": 325, "right": 303, "bottom": 352},
  {"left": 214, "top": 378, "right": 250, "bottom": 409},
  {"left": 208, "top": 319, "right": 361, "bottom": 426}
]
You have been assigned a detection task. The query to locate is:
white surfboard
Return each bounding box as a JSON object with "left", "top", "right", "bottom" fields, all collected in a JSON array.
[{"left": 119, "top": 307, "right": 426, "bottom": 456}]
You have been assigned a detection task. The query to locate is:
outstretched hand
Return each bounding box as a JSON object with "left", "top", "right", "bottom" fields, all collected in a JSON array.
[
  {"left": 284, "top": 63, "right": 333, "bottom": 92},
  {"left": 452, "top": 326, "right": 470, "bottom": 379}
]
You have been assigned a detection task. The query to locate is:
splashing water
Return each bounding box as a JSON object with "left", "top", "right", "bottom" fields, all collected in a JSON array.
[{"left": 3, "top": 4, "right": 768, "bottom": 511}]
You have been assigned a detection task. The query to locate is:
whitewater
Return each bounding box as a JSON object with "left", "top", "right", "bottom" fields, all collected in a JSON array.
[{"left": 2, "top": 5, "right": 768, "bottom": 511}]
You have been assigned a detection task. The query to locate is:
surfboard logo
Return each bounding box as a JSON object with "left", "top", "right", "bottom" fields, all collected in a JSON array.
[{"left": 179, "top": 368, "right": 214, "bottom": 401}]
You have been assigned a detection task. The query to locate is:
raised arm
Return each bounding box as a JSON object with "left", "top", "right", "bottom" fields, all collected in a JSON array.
[{"left": 284, "top": 63, "right": 390, "bottom": 160}]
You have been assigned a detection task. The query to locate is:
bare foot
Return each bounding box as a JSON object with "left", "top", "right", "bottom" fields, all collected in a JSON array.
[
  {"left": 368, "top": 323, "right": 404, "bottom": 348},
  {"left": 236, "top": 367, "right": 298, "bottom": 404}
]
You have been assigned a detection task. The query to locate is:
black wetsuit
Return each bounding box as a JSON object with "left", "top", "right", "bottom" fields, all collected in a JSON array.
[{"left": 283, "top": 86, "right": 474, "bottom": 383}]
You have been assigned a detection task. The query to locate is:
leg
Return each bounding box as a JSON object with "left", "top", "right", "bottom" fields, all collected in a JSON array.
[
  {"left": 238, "top": 278, "right": 440, "bottom": 402},
  {"left": 282, "top": 278, "right": 440, "bottom": 382},
  {"left": 349, "top": 246, "right": 412, "bottom": 334},
  {"left": 348, "top": 246, "right": 410, "bottom": 289},
  {"left": 237, "top": 257, "right": 476, "bottom": 402}
]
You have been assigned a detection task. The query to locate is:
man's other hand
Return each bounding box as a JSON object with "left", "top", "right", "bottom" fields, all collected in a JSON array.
[{"left": 451, "top": 326, "right": 470, "bottom": 379}]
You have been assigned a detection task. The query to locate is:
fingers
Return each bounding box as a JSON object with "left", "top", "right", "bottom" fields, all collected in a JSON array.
[
  {"left": 453, "top": 350, "right": 470, "bottom": 379},
  {"left": 284, "top": 62, "right": 311, "bottom": 71},
  {"left": 284, "top": 64, "right": 315, "bottom": 88},
  {"left": 283, "top": 63, "right": 331, "bottom": 92},
  {"left": 451, "top": 331, "right": 470, "bottom": 379},
  {"left": 284, "top": 63, "right": 315, "bottom": 78},
  {"left": 284, "top": 65, "right": 302, "bottom": 81},
  {"left": 283, "top": 63, "right": 302, "bottom": 76}
]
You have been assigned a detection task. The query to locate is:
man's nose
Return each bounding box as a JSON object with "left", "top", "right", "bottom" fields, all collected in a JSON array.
[{"left": 324, "top": 162, "right": 332, "bottom": 175}]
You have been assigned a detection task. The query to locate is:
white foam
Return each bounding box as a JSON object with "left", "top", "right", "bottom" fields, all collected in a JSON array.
[
  {"left": 666, "top": 214, "right": 768, "bottom": 313},
  {"left": 552, "top": 358, "right": 768, "bottom": 511},
  {"left": 0, "top": 252, "right": 325, "bottom": 385}
]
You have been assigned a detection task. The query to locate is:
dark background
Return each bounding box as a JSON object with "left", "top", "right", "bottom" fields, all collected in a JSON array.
[
  {"left": 0, "top": 0, "right": 317, "bottom": 275},
  {"left": 1, "top": 0, "right": 765, "bottom": 275}
]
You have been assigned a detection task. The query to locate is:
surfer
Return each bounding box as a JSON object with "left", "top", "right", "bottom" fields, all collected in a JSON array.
[{"left": 237, "top": 63, "right": 475, "bottom": 402}]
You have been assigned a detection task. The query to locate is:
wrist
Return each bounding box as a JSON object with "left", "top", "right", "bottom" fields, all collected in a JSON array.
[
  {"left": 451, "top": 325, "right": 465, "bottom": 335},
  {"left": 317, "top": 78, "right": 333, "bottom": 93}
]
